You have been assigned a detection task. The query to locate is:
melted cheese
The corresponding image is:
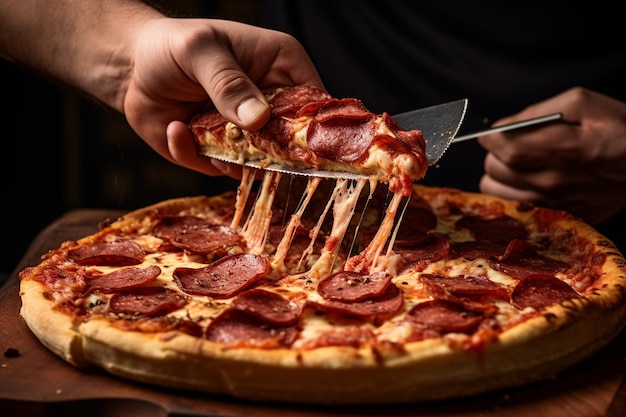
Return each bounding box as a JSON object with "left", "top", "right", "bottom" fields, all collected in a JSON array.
[
  {"left": 233, "top": 170, "right": 409, "bottom": 280},
  {"left": 240, "top": 170, "right": 282, "bottom": 254},
  {"left": 308, "top": 179, "right": 368, "bottom": 279},
  {"left": 272, "top": 177, "right": 321, "bottom": 272}
]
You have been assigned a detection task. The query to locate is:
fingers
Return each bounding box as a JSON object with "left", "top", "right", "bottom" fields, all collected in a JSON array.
[
  {"left": 479, "top": 174, "right": 548, "bottom": 203},
  {"left": 194, "top": 60, "right": 272, "bottom": 131},
  {"left": 236, "top": 97, "right": 272, "bottom": 131},
  {"left": 179, "top": 20, "right": 322, "bottom": 132}
]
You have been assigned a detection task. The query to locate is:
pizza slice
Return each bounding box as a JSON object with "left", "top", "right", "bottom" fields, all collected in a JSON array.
[{"left": 190, "top": 85, "right": 428, "bottom": 196}]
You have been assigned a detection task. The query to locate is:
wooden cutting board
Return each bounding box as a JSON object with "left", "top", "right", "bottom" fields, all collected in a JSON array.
[{"left": 2, "top": 209, "right": 626, "bottom": 417}]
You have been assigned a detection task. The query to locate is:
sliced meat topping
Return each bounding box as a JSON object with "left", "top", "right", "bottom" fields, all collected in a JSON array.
[
  {"left": 405, "top": 299, "right": 483, "bottom": 334},
  {"left": 204, "top": 309, "right": 298, "bottom": 348},
  {"left": 109, "top": 287, "right": 188, "bottom": 317},
  {"left": 315, "top": 284, "right": 403, "bottom": 320},
  {"left": 232, "top": 289, "right": 304, "bottom": 325},
  {"left": 456, "top": 215, "right": 528, "bottom": 245},
  {"left": 86, "top": 265, "right": 161, "bottom": 293},
  {"left": 173, "top": 253, "right": 269, "bottom": 298},
  {"left": 317, "top": 271, "right": 392, "bottom": 302},
  {"left": 511, "top": 274, "right": 580, "bottom": 310},
  {"left": 67, "top": 239, "right": 145, "bottom": 266},
  {"left": 489, "top": 239, "right": 570, "bottom": 279}
]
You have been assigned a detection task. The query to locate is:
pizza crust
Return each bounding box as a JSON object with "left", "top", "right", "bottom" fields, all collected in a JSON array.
[
  {"left": 18, "top": 184, "right": 626, "bottom": 404},
  {"left": 19, "top": 279, "right": 88, "bottom": 367},
  {"left": 29, "top": 290, "right": 625, "bottom": 405}
]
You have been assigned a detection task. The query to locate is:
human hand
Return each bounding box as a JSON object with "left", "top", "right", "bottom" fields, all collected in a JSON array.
[
  {"left": 123, "top": 17, "right": 323, "bottom": 177},
  {"left": 478, "top": 87, "right": 626, "bottom": 225}
]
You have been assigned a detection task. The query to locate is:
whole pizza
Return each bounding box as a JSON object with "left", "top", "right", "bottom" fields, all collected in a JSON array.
[{"left": 18, "top": 87, "right": 626, "bottom": 405}]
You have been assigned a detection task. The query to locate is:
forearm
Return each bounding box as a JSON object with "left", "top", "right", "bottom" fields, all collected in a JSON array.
[{"left": 0, "top": 0, "right": 162, "bottom": 112}]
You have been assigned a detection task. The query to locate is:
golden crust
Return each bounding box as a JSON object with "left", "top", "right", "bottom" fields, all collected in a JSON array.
[{"left": 18, "top": 185, "right": 626, "bottom": 404}]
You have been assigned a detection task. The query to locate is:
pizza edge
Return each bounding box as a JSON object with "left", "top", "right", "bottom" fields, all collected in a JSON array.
[
  {"left": 19, "top": 274, "right": 626, "bottom": 404},
  {"left": 17, "top": 186, "right": 626, "bottom": 404}
]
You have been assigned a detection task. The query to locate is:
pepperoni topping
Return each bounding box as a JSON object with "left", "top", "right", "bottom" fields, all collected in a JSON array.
[
  {"left": 232, "top": 289, "right": 304, "bottom": 325},
  {"left": 419, "top": 274, "right": 507, "bottom": 315},
  {"left": 313, "top": 98, "right": 372, "bottom": 122},
  {"left": 455, "top": 215, "right": 528, "bottom": 244},
  {"left": 152, "top": 216, "right": 212, "bottom": 238},
  {"left": 307, "top": 117, "right": 377, "bottom": 163},
  {"left": 86, "top": 265, "right": 161, "bottom": 293},
  {"left": 449, "top": 240, "right": 507, "bottom": 260},
  {"left": 204, "top": 309, "right": 298, "bottom": 347},
  {"left": 269, "top": 85, "right": 332, "bottom": 118},
  {"left": 189, "top": 111, "right": 228, "bottom": 144},
  {"left": 420, "top": 273, "right": 509, "bottom": 298},
  {"left": 173, "top": 253, "right": 270, "bottom": 298},
  {"left": 29, "top": 266, "right": 87, "bottom": 293},
  {"left": 169, "top": 224, "right": 243, "bottom": 254},
  {"left": 109, "top": 287, "right": 188, "bottom": 316},
  {"left": 405, "top": 300, "right": 483, "bottom": 333},
  {"left": 317, "top": 271, "right": 392, "bottom": 302},
  {"left": 67, "top": 239, "right": 145, "bottom": 266},
  {"left": 394, "top": 233, "right": 450, "bottom": 268},
  {"left": 489, "top": 239, "right": 570, "bottom": 279},
  {"left": 393, "top": 209, "right": 438, "bottom": 247},
  {"left": 393, "top": 128, "right": 426, "bottom": 152},
  {"left": 511, "top": 274, "right": 580, "bottom": 310},
  {"left": 315, "top": 284, "right": 403, "bottom": 319},
  {"left": 189, "top": 110, "right": 227, "bottom": 131},
  {"left": 153, "top": 216, "right": 243, "bottom": 254}
]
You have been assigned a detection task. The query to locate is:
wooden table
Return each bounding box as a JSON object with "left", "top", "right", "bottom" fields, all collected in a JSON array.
[{"left": 2, "top": 209, "right": 626, "bottom": 417}]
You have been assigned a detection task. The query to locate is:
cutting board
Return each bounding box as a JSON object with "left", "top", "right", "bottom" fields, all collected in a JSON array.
[{"left": 2, "top": 209, "right": 626, "bottom": 417}]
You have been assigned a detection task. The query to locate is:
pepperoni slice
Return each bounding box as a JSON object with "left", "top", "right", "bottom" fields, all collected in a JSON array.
[
  {"left": 86, "top": 265, "right": 161, "bottom": 293},
  {"left": 455, "top": 215, "right": 528, "bottom": 244},
  {"left": 489, "top": 239, "right": 570, "bottom": 279},
  {"left": 317, "top": 271, "right": 392, "bottom": 302},
  {"left": 393, "top": 207, "right": 438, "bottom": 246},
  {"left": 109, "top": 287, "right": 188, "bottom": 316},
  {"left": 29, "top": 266, "right": 87, "bottom": 293},
  {"left": 307, "top": 117, "right": 377, "bottom": 163},
  {"left": 405, "top": 300, "right": 483, "bottom": 333},
  {"left": 449, "top": 240, "right": 507, "bottom": 260},
  {"left": 173, "top": 253, "right": 270, "bottom": 298},
  {"left": 189, "top": 110, "right": 227, "bottom": 131},
  {"left": 232, "top": 289, "right": 304, "bottom": 325},
  {"left": 169, "top": 224, "right": 243, "bottom": 254},
  {"left": 153, "top": 216, "right": 243, "bottom": 254},
  {"left": 204, "top": 309, "right": 298, "bottom": 347},
  {"left": 511, "top": 274, "right": 580, "bottom": 310},
  {"left": 67, "top": 239, "right": 145, "bottom": 266},
  {"left": 270, "top": 85, "right": 332, "bottom": 117},
  {"left": 394, "top": 233, "right": 450, "bottom": 268},
  {"left": 313, "top": 98, "right": 372, "bottom": 122},
  {"left": 419, "top": 273, "right": 509, "bottom": 298},
  {"left": 316, "top": 284, "right": 403, "bottom": 319},
  {"left": 393, "top": 128, "right": 426, "bottom": 152},
  {"left": 152, "top": 216, "right": 212, "bottom": 238}
]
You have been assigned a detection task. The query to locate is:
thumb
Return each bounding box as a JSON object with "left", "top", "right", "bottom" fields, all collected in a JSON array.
[{"left": 197, "top": 62, "right": 271, "bottom": 131}]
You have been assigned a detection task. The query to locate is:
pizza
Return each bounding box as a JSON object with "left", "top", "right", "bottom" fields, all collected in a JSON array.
[
  {"left": 18, "top": 171, "right": 626, "bottom": 404},
  {"left": 191, "top": 85, "right": 428, "bottom": 195}
]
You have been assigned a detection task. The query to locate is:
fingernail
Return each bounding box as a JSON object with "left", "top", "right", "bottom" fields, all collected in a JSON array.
[{"left": 237, "top": 98, "right": 268, "bottom": 126}]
